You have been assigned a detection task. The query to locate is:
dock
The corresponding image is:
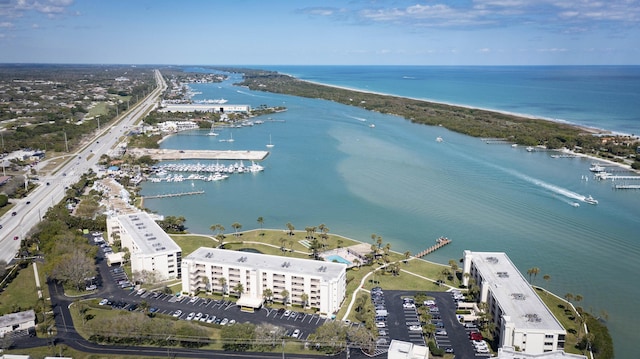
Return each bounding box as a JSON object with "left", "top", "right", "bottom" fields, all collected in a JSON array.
[
  {"left": 128, "top": 148, "right": 270, "bottom": 161},
  {"left": 614, "top": 184, "right": 640, "bottom": 190},
  {"left": 142, "top": 190, "right": 205, "bottom": 199},
  {"left": 415, "top": 237, "right": 452, "bottom": 258}
]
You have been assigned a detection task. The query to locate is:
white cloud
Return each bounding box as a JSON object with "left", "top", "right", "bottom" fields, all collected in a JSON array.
[
  {"left": 478, "top": 47, "right": 491, "bottom": 52},
  {"left": 0, "top": 21, "right": 13, "bottom": 27},
  {"left": 1, "top": 0, "right": 75, "bottom": 19}
]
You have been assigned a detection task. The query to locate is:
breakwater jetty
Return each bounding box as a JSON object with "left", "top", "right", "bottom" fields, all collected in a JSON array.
[
  {"left": 415, "top": 237, "right": 452, "bottom": 258},
  {"left": 128, "top": 148, "right": 270, "bottom": 161}
]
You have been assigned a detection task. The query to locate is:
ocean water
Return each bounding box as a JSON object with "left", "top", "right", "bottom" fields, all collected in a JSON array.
[{"left": 142, "top": 66, "right": 640, "bottom": 358}]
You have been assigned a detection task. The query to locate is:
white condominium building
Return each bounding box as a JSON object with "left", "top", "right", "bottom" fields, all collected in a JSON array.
[
  {"left": 182, "top": 247, "right": 347, "bottom": 315},
  {"left": 462, "top": 250, "right": 566, "bottom": 355},
  {"left": 107, "top": 212, "right": 182, "bottom": 281}
]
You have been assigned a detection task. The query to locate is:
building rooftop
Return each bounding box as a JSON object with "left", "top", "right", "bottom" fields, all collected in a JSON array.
[
  {"left": 0, "top": 310, "right": 35, "bottom": 328},
  {"left": 185, "top": 247, "right": 347, "bottom": 281},
  {"left": 468, "top": 251, "right": 565, "bottom": 332},
  {"left": 497, "top": 346, "right": 587, "bottom": 358},
  {"left": 117, "top": 212, "right": 181, "bottom": 256},
  {"left": 388, "top": 340, "right": 429, "bottom": 359}
]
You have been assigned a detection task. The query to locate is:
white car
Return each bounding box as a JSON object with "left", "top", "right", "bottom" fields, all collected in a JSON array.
[
  {"left": 375, "top": 322, "right": 386, "bottom": 328},
  {"left": 283, "top": 310, "right": 291, "bottom": 317},
  {"left": 98, "top": 298, "right": 109, "bottom": 306},
  {"left": 408, "top": 325, "right": 422, "bottom": 331},
  {"left": 220, "top": 318, "right": 229, "bottom": 325},
  {"left": 195, "top": 312, "right": 203, "bottom": 320},
  {"left": 403, "top": 302, "right": 416, "bottom": 309},
  {"left": 186, "top": 312, "right": 195, "bottom": 320},
  {"left": 291, "top": 329, "right": 301, "bottom": 338},
  {"left": 476, "top": 346, "right": 490, "bottom": 353},
  {"left": 436, "top": 329, "right": 447, "bottom": 336},
  {"left": 172, "top": 309, "right": 182, "bottom": 317},
  {"left": 206, "top": 315, "right": 216, "bottom": 324},
  {"left": 189, "top": 296, "right": 199, "bottom": 303}
]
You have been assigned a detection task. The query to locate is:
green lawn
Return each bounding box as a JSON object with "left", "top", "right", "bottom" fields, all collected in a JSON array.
[
  {"left": 535, "top": 287, "right": 584, "bottom": 355},
  {"left": 170, "top": 234, "right": 218, "bottom": 256},
  {"left": 0, "top": 263, "right": 39, "bottom": 315}
]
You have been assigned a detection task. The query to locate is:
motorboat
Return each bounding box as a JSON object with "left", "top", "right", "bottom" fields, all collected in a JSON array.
[
  {"left": 266, "top": 134, "right": 274, "bottom": 148},
  {"left": 584, "top": 195, "right": 598, "bottom": 205},
  {"left": 436, "top": 136, "right": 443, "bottom": 142},
  {"left": 526, "top": 146, "right": 534, "bottom": 152}
]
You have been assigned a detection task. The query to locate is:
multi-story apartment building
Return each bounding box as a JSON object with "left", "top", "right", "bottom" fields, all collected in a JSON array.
[
  {"left": 462, "top": 250, "right": 566, "bottom": 355},
  {"left": 107, "top": 212, "right": 182, "bottom": 281},
  {"left": 182, "top": 247, "right": 347, "bottom": 315}
]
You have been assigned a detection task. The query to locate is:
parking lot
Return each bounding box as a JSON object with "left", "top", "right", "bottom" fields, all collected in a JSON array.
[{"left": 381, "top": 290, "right": 492, "bottom": 357}]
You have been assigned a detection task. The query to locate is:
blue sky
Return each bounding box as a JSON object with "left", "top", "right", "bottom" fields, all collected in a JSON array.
[{"left": 0, "top": 0, "right": 638, "bottom": 65}]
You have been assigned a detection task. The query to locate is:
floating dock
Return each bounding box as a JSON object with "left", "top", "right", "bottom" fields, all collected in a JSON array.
[
  {"left": 128, "top": 148, "right": 270, "bottom": 161},
  {"left": 415, "top": 237, "right": 452, "bottom": 258}
]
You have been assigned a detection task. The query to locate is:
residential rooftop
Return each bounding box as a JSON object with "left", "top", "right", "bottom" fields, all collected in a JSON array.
[
  {"left": 185, "top": 247, "right": 347, "bottom": 280},
  {"left": 468, "top": 251, "right": 565, "bottom": 332},
  {"left": 117, "top": 212, "right": 181, "bottom": 255}
]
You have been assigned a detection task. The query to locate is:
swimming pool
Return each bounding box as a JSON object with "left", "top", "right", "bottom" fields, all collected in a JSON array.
[{"left": 325, "top": 254, "right": 352, "bottom": 265}]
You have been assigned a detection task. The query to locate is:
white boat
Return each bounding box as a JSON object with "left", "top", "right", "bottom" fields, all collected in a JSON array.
[
  {"left": 436, "top": 136, "right": 443, "bottom": 142},
  {"left": 207, "top": 123, "right": 218, "bottom": 136},
  {"left": 589, "top": 164, "right": 605, "bottom": 172},
  {"left": 511, "top": 144, "right": 518, "bottom": 148},
  {"left": 571, "top": 202, "right": 580, "bottom": 207},
  {"left": 266, "top": 134, "right": 274, "bottom": 148},
  {"left": 584, "top": 195, "right": 598, "bottom": 205},
  {"left": 226, "top": 133, "right": 234, "bottom": 143},
  {"left": 369, "top": 123, "right": 376, "bottom": 128},
  {"left": 526, "top": 146, "right": 534, "bottom": 152}
]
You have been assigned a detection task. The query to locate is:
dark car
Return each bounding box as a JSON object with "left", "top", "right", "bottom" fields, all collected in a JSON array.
[{"left": 11, "top": 212, "right": 17, "bottom": 216}]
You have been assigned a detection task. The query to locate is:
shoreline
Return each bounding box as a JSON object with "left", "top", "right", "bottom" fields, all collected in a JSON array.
[
  {"left": 295, "top": 77, "right": 623, "bottom": 137},
  {"left": 280, "top": 75, "right": 638, "bottom": 174}
]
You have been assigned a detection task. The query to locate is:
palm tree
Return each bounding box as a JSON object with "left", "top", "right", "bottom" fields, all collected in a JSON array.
[
  {"left": 305, "top": 226, "right": 313, "bottom": 239},
  {"left": 337, "top": 239, "right": 343, "bottom": 248},
  {"left": 448, "top": 259, "right": 459, "bottom": 283},
  {"left": 263, "top": 288, "right": 273, "bottom": 304},
  {"left": 527, "top": 267, "right": 540, "bottom": 284},
  {"left": 301, "top": 293, "right": 309, "bottom": 308},
  {"left": 318, "top": 223, "right": 326, "bottom": 234},
  {"left": 286, "top": 222, "right": 295, "bottom": 236},
  {"left": 376, "top": 236, "right": 383, "bottom": 249},
  {"left": 209, "top": 224, "right": 218, "bottom": 235},
  {"left": 233, "top": 282, "right": 244, "bottom": 298},
  {"left": 202, "top": 276, "right": 210, "bottom": 293},
  {"left": 353, "top": 258, "right": 361, "bottom": 268},
  {"left": 280, "top": 289, "right": 289, "bottom": 305},
  {"left": 218, "top": 277, "right": 227, "bottom": 296},
  {"left": 257, "top": 216, "right": 264, "bottom": 228},
  {"left": 231, "top": 222, "right": 242, "bottom": 237},
  {"left": 543, "top": 274, "right": 551, "bottom": 284},
  {"left": 404, "top": 251, "right": 412, "bottom": 264},
  {"left": 216, "top": 233, "right": 225, "bottom": 248},
  {"left": 564, "top": 292, "right": 574, "bottom": 305}
]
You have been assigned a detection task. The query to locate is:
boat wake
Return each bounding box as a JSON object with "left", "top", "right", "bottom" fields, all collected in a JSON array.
[
  {"left": 505, "top": 169, "right": 590, "bottom": 204},
  {"left": 347, "top": 115, "right": 367, "bottom": 122}
]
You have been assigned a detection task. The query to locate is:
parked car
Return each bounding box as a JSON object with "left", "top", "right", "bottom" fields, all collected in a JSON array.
[
  {"left": 409, "top": 325, "right": 422, "bottom": 331},
  {"left": 283, "top": 310, "right": 291, "bottom": 317},
  {"left": 436, "top": 329, "right": 447, "bottom": 336},
  {"left": 98, "top": 298, "right": 109, "bottom": 305},
  {"left": 220, "top": 318, "right": 229, "bottom": 325},
  {"left": 206, "top": 315, "right": 216, "bottom": 324},
  {"left": 172, "top": 309, "right": 182, "bottom": 317},
  {"left": 186, "top": 312, "right": 195, "bottom": 320},
  {"left": 291, "top": 329, "right": 301, "bottom": 338},
  {"left": 375, "top": 322, "right": 386, "bottom": 328}
]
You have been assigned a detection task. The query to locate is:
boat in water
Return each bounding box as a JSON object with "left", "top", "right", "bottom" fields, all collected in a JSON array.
[
  {"left": 589, "top": 163, "right": 605, "bottom": 172},
  {"left": 369, "top": 123, "right": 376, "bottom": 128},
  {"left": 266, "top": 134, "right": 274, "bottom": 148},
  {"left": 436, "top": 136, "right": 443, "bottom": 142},
  {"left": 526, "top": 146, "right": 534, "bottom": 152},
  {"left": 584, "top": 195, "right": 598, "bottom": 205},
  {"left": 207, "top": 123, "right": 218, "bottom": 136}
]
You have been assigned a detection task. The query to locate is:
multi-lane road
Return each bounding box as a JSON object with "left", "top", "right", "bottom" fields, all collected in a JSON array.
[{"left": 0, "top": 69, "right": 166, "bottom": 264}]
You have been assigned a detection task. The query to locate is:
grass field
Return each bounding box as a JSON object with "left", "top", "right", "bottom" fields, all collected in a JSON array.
[{"left": 0, "top": 263, "right": 39, "bottom": 315}]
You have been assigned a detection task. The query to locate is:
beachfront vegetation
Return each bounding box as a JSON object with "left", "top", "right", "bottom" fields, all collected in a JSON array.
[{"left": 226, "top": 68, "right": 640, "bottom": 168}]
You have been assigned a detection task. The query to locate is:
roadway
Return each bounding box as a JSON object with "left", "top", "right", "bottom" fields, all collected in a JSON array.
[{"left": 0, "top": 69, "right": 167, "bottom": 264}]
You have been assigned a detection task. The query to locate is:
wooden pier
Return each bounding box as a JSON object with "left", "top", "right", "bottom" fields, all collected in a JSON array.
[
  {"left": 415, "top": 237, "right": 452, "bottom": 258},
  {"left": 142, "top": 190, "right": 205, "bottom": 199},
  {"left": 614, "top": 184, "right": 640, "bottom": 190}
]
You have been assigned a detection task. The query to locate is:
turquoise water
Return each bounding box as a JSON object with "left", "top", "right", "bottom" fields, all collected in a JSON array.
[
  {"left": 142, "top": 68, "right": 640, "bottom": 358},
  {"left": 326, "top": 255, "right": 352, "bottom": 266}
]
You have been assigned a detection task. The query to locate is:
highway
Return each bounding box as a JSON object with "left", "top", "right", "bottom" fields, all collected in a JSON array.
[{"left": 0, "top": 69, "right": 167, "bottom": 264}]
